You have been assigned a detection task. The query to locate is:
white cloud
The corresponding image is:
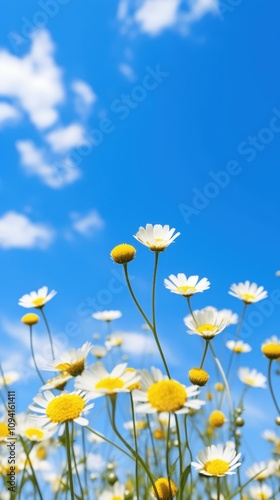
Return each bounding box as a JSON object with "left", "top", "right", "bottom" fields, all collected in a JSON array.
[
  {"left": 0, "top": 102, "right": 21, "bottom": 125},
  {"left": 0, "top": 29, "right": 64, "bottom": 129},
  {"left": 118, "top": 0, "right": 218, "bottom": 36},
  {"left": 119, "top": 63, "right": 136, "bottom": 81},
  {"left": 16, "top": 140, "right": 81, "bottom": 189},
  {"left": 72, "top": 80, "right": 97, "bottom": 112},
  {"left": 71, "top": 210, "right": 105, "bottom": 237},
  {"left": 0, "top": 211, "right": 54, "bottom": 249},
  {"left": 45, "top": 123, "right": 88, "bottom": 153}
]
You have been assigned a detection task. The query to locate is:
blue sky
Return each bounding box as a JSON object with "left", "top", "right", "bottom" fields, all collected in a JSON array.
[{"left": 0, "top": 0, "right": 280, "bottom": 489}]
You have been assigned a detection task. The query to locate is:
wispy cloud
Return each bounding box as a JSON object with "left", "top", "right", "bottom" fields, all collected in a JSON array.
[
  {"left": 0, "top": 211, "right": 55, "bottom": 250},
  {"left": 70, "top": 210, "right": 105, "bottom": 237},
  {"left": 0, "top": 29, "right": 97, "bottom": 189},
  {"left": 117, "top": 0, "right": 218, "bottom": 36}
]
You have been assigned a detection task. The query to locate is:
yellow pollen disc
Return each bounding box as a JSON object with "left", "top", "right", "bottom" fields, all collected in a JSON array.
[
  {"left": 32, "top": 297, "right": 46, "bottom": 307},
  {"left": 204, "top": 459, "right": 229, "bottom": 475},
  {"left": 0, "top": 423, "right": 9, "bottom": 438},
  {"left": 208, "top": 410, "right": 226, "bottom": 428},
  {"left": 256, "top": 494, "right": 268, "bottom": 500},
  {"left": 24, "top": 428, "right": 45, "bottom": 441},
  {"left": 153, "top": 429, "right": 166, "bottom": 440},
  {"left": 241, "top": 293, "right": 256, "bottom": 303},
  {"left": 147, "top": 380, "right": 186, "bottom": 412},
  {"left": 152, "top": 478, "right": 178, "bottom": 499},
  {"left": 244, "top": 377, "right": 256, "bottom": 386},
  {"left": 95, "top": 377, "right": 125, "bottom": 393},
  {"left": 233, "top": 346, "right": 244, "bottom": 353},
  {"left": 136, "top": 421, "right": 147, "bottom": 430},
  {"left": 196, "top": 324, "right": 219, "bottom": 337},
  {"left": 21, "top": 313, "right": 40, "bottom": 326},
  {"left": 177, "top": 285, "right": 196, "bottom": 295},
  {"left": 215, "top": 383, "right": 224, "bottom": 391},
  {"left": 189, "top": 367, "right": 209, "bottom": 386},
  {"left": 110, "top": 243, "right": 136, "bottom": 264},
  {"left": 46, "top": 394, "right": 85, "bottom": 423},
  {"left": 55, "top": 359, "right": 85, "bottom": 376},
  {"left": 262, "top": 343, "right": 280, "bottom": 360},
  {"left": 36, "top": 446, "right": 47, "bottom": 459},
  {"left": 112, "top": 497, "right": 122, "bottom": 500}
]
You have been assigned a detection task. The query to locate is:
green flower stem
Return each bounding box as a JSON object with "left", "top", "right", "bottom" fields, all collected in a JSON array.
[
  {"left": 217, "top": 476, "right": 220, "bottom": 500},
  {"left": 186, "top": 296, "right": 196, "bottom": 323},
  {"left": 71, "top": 422, "right": 84, "bottom": 498},
  {"left": 19, "top": 437, "right": 43, "bottom": 500},
  {"left": 85, "top": 426, "right": 134, "bottom": 461},
  {"left": 65, "top": 421, "right": 75, "bottom": 500},
  {"left": 107, "top": 395, "right": 161, "bottom": 500},
  {"left": 40, "top": 307, "right": 55, "bottom": 360},
  {"left": 165, "top": 414, "right": 173, "bottom": 499},
  {"left": 123, "top": 262, "right": 171, "bottom": 378},
  {"left": 29, "top": 326, "right": 46, "bottom": 385},
  {"left": 209, "top": 343, "right": 233, "bottom": 415},
  {"left": 130, "top": 392, "right": 140, "bottom": 500},
  {"left": 200, "top": 340, "right": 210, "bottom": 369},
  {"left": 146, "top": 415, "right": 159, "bottom": 470},
  {"left": 174, "top": 414, "right": 183, "bottom": 478},
  {"left": 268, "top": 359, "right": 280, "bottom": 415},
  {"left": 226, "top": 303, "right": 247, "bottom": 378},
  {"left": 81, "top": 426, "right": 88, "bottom": 495}
]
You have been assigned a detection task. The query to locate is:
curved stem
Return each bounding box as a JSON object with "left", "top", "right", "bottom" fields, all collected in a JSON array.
[
  {"left": 29, "top": 326, "right": 45, "bottom": 385},
  {"left": 20, "top": 438, "right": 43, "bottom": 500},
  {"left": 268, "top": 360, "right": 280, "bottom": 415},
  {"left": 65, "top": 421, "right": 75, "bottom": 500},
  {"left": 85, "top": 426, "right": 134, "bottom": 461},
  {"left": 108, "top": 395, "right": 161, "bottom": 500},
  {"left": 130, "top": 392, "right": 140, "bottom": 500},
  {"left": 200, "top": 340, "right": 210, "bottom": 369},
  {"left": 209, "top": 343, "right": 233, "bottom": 415},
  {"left": 226, "top": 303, "right": 247, "bottom": 378},
  {"left": 123, "top": 262, "right": 171, "bottom": 378},
  {"left": 40, "top": 307, "right": 55, "bottom": 360}
]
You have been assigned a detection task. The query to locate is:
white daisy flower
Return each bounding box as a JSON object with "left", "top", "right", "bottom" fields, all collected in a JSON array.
[
  {"left": 246, "top": 460, "right": 275, "bottom": 481},
  {"left": 133, "top": 367, "right": 205, "bottom": 415},
  {"left": 98, "top": 482, "right": 127, "bottom": 500},
  {"left": 28, "top": 390, "right": 94, "bottom": 432},
  {"left": 133, "top": 223, "right": 180, "bottom": 252},
  {"left": 204, "top": 307, "right": 238, "bottom": 325},
  {"left": 105, "top": 333, "right": 123, "bottom": 349},
  {"left": 0, "top": 370, "right": 20, "bottom": 389},
  {"left": 18, "top": 286, "right": 57, "bottom": 309},
  {"left": 228, "top": 281, "right": 268, "bottom": 304},
  {"left": 249, "top": 484, "right": 273, "bottom": 499},
  {"left": 74, "top": 362, "right": 140, "bottom": 399},
  {"left": 226, "top": 340, "right": 252, "bottom": 353},
  {"left": 184, "top": 307, "right": 229, "bottom": 339},
  {"left": 164, "top": 274, "right": 210, "bottom": 297},
  {"left": 90, "top": 345, "right": 108, "bottom": 359},
  {"left": 92, "top": 310, "right": 122, "bottom": 322},
  {"left": 40, "top": 372, "right": 73, "bottom": 391},
  {"left": 238, "top": 367, "right": 267, "bottom": 388},
  {"left": 262, "top": 429, "right": 278, "bottom": 443},
  {"left": 16, "top": 413, "right": 56, "bottom": 442},
  {"left": 42, "top": 342, "right": 92, "bottom": 377},
  {"left": 192, "top": 443, "right": 241, "bottom": 477}
]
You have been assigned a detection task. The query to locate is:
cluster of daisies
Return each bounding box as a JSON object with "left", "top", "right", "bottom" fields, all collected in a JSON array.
[{"left": 1, "top": 223, "right": 279, "bottom": 499}]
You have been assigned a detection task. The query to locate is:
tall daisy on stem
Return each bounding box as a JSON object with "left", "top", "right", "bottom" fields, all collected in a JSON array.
[
  {"left": 261, "top": 336, "right": 280, "bottom": 417},
  {"left": 18, "top": 286, "right": 57, "bottom": 360},
  {"left": 21, "top": 313, "right": 45, "bottom": 385}
]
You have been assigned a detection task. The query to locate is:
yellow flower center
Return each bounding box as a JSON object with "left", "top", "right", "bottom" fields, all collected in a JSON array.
[
  {"left": 262, "top": 343, "right": 280, "bottom": 360},
  {"left": 208, "top": 410, "right": 226, "bottom": 428},
  {"left": 125, "top": 368, "right": 140, "bottom": 391},
  {"left": 255, "top": 494, "right": 269, "bottom": 500},
  {"left": 55, "top": 359, "right": 85, "bottom": 377},
  {"left": 32, "top": 297, "right": 46, "bottom": 308},
  {"left": 110, "top": 243, "right": 136, "bottom": 264},
  {"left": 215, "top": 383, "right": 224, "bottom": 391},
  {"left": 233, "top": 346, "right": 244, "bottom": 353},
  {"left": 112, "top": 497, "right": 122, "bottom": 500},
  {"left": 204, "top": 459, "right": 229, "bottom": 475},
  {"left": 24, "top": 428, "right": 45, "bottom": 441},
  {"left": 244, "top": 377, "right": 256, "bottom": 386},
  {"left": 95, "top": 377, "right": 125, "bottom": 393},
  {"left": 46, "top": 394, "right": 85, "bottom": 423},
  {"left": 147, "top": 380, "right": 186, "bottom": 412},
  {"left": 153, "top": 429, "right": 166, "bottom": 440},
  {"left": 0, "top": 423, "right": 9, "bottom": 439},
  {"left": 21, "top": 313, "right": 40, "bottom": 326},
  {"left": 241, "top": 293, "right": 256, "bottom": 303},
  {"left": 188, "top": 367, "right": 209, "bottom": 386},
  {"left": 196, "top": 324, "right": 219, "bottom": 338},
  {"left": 36, "top": 446, "right": 47, "bottom": 459},
  {"left": 177, "top": 285, "right": 196, "bottom": 295},
  {"left": 152, "top": 477, "right": 178, "bottom": 499}
]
